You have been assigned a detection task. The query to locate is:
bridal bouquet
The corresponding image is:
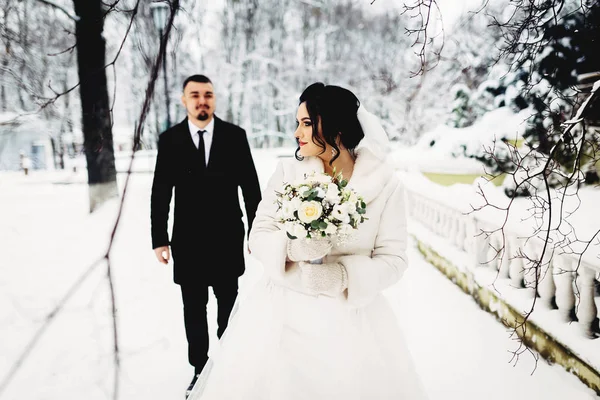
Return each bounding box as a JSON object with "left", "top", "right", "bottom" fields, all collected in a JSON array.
[{"left": 275, "top": 170, "right": 367, "bottom": 242}]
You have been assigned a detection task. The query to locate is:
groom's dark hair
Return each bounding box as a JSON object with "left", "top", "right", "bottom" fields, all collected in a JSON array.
[{"left": 183, "top": 74, "right": 213, "bottom": 91}]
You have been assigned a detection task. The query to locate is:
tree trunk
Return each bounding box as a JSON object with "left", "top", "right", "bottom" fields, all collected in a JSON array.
[
  {"left": 0, "top": 45, "right": 9, "bottom": 112},
  {"left": 73, "top": 0, "right": 118, "bottom": 212}
]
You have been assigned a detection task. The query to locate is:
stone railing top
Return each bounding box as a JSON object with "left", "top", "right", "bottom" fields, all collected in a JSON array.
[{"left": 401, "top": 172, "right": 600, "bottom": 274}]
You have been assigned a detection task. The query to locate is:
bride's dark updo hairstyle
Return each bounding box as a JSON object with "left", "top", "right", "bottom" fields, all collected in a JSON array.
[{"left": 296, "top": 82, "right": 365, "bottom": 165}]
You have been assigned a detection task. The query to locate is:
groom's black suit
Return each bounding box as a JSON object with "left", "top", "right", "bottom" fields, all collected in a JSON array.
[{"left": 151, "top": 116, "right": 261, "bottom": 373}]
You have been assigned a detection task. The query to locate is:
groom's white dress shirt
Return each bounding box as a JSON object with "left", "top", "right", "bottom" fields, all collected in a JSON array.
[{"left": 188, "top": 117, "right": 214, "bottom": 166}]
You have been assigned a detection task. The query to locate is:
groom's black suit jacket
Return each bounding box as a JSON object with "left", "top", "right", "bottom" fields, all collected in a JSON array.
[{"left": 150, "top": 116, "right": 262, "bottom": 285}]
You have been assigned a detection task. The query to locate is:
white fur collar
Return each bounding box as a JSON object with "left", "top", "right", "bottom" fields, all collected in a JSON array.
[{"left": 293, "top": 147, "right": 393, "bottom": 204}]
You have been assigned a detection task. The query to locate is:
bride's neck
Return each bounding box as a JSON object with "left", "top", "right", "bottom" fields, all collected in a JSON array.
[{"left": 322, "top": 149, "right": 355, "bottom": 180}]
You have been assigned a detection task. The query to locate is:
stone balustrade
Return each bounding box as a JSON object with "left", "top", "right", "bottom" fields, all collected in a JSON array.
[{"left": 405, "top": 189, "right": 600, "bottom": 339}]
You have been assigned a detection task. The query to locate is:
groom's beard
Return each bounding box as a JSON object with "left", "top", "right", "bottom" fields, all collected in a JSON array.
[{"left": 197, "top": 110, "right": 210, "bottom": 121}]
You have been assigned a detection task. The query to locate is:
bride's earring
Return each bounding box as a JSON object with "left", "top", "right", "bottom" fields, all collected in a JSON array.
[{"left": 331, "top": 148, "right": 335, "bottom": 157}]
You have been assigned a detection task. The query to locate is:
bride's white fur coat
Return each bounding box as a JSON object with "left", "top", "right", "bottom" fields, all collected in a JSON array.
[{"left": 249, "top": 147, "right": 408, "bottom": 308}]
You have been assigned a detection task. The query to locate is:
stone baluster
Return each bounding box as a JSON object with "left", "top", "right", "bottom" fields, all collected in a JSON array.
[
  {"left": 498, "top": 235, "right": 511, "bottom": 279},
  {"left": 444, "top": 210, "right": 453, "bottom": 239},
  {"left": 464, "top": 216, "right": 478, "bottom": 255},
  {"left": 554, "top": 255, "right": 576, "bottom": 323},
  {"left": 434, "top": 206, "right": 442, "bottom": 235},
  {"left": 575, "top": 264, "right": 598, "bottom": 338},
  {"left": 419, "top": 197, "right": 426, "bottom": 219},
  {"left": 455, "top": 213, "right": 466, "bottom": 251},
  {"left": 452, "top": 211, "right": 465, "bottom": 250},
  {"left": 451, "top": 211, "right": 459, "bottom": 239},
  {"left": 439, "top": 207, "right": 447, "bottom": 236},
  {"left": 522, "top": 259, "right": 538, "bottom": 298},
  {"left": 425, "top": 200, "right": 431, "bottom": 225},
  {"left": 536, "top": 244, "right": 557, "bottom": 309},
  {"left": 440, "top": 211, "right": 454, "bottom": 239},
  {"left": 425, "top": 200, "right": 434, "bottom": 230},
  {"left": 508, "top": 239, "right": 525, "bottom": 289},
  {"left": 474, "top": 221, "right": 491, "bottom": 268},
  {"left": 434, "top": 206, "right": 443, "bottom": 235},
  {"left": 487, "top": 232, "right": 502, "bottom": 272}
]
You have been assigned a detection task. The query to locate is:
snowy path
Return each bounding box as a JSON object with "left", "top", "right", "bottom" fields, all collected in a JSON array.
[{"left": 0, "top": 150, "right": 597, "bottom": 399}]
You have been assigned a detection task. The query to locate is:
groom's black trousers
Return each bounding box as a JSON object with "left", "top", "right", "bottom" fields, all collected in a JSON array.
[{"left": 180, "top": 278, "right": 239, "bottom": 374}]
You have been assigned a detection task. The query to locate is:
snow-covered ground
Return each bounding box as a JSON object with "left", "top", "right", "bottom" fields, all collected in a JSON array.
[{"left": 0, "top": 148, "right": 598, "bottom": 399}]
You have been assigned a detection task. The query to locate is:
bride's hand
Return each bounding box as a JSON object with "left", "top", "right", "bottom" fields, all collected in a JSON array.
[
  {"left": 286, "top": 237, "right": 332, "bottom": 262},
  {"left": 299, "top": 261, "right": 348, "bottom": 297}
]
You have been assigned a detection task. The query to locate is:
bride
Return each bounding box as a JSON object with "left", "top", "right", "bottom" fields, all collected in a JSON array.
[{"left": 187, "top": 82, "right": 429, "bottom": 399}]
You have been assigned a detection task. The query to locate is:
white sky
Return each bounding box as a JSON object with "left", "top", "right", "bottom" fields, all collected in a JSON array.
[{"left": 435, "top": 0, "right": 489, "bottom": 27}]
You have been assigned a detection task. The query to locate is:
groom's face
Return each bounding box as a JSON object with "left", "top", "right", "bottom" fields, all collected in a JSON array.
[{"left": 182, "top": 81, "right": 215, "bottom": 122}]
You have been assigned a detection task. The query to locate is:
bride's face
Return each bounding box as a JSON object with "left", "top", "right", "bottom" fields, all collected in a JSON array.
[{"left": 294, "top": 102, "right": 326, "bottom": 158}]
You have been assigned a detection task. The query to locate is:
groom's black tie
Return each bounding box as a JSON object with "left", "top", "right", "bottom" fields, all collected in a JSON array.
[{"left": 197, "top": 129, "right": 206, "bottom": 169}]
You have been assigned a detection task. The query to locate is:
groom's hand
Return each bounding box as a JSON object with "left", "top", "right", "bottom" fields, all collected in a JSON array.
[{"left": 154, "top": 246, "right": 170, "bottom": 264}]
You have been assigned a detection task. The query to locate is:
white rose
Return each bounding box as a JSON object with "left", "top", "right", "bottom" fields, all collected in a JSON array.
[
  {"left": 314, "top": 186, "right": 326, "bottom": 198},
  {"left": 285, "top": 222, "right": 307, "bottom": 239},
  {"left": 324, "top": 223, "right": 338, "bottom": 236},
  {"left": 343, "top": 201, "right": 357, "bottom": 215},
  {"left": 306, "top": 173, "right": 332, "bottom": 184},
  {"left": 292, "top": 223, "right": 308, "bottom": 239},
  {"left": 281, "top": 200, "right": 296, "bottom": 219},
  {"left": 298, "top": 200, "right": 323, "bottom": 224},
  {"left": 298, "top": 185, "right": 311, "bottom": 198},
  {"left": 290, "top": 196, "right": 302, "bottom": 210},
  {"left": 331, "top": 204, "right": 350, "bottom": 224},
  {"left": 284, "top": 221, "right": 295, "bottom": 231},
  {"left": 348, "top": 192, "right": 359, "bottom": 205},
  {"left": 325, "top": 184, "right": 341, "bottom": 203}
]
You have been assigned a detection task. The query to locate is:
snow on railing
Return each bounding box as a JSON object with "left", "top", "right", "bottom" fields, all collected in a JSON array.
[{"left": 405, "top": 189, "right": 600, "bottom": 339}]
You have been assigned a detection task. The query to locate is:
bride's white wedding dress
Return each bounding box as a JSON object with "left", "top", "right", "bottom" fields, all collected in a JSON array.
[
  {"left": 187, "top": 150, "right": 429, "bottom": 400},
  {"left": 187, "top": 276, "right": 428, "bottom": 400}
]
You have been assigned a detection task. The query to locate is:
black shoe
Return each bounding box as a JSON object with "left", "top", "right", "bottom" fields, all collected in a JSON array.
[{"left": 185, "top": 374, "right": 200, "bottom": 399}]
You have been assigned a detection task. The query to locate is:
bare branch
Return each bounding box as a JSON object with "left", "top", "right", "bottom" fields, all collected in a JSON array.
[
  {"left": 103, "top": 1, "right": 181, "bottom": 393},
  {"left": 47, "top": 43, "right": 77, "bottom": 57},
  {"left": 34, "top": 0, "right": 80, "bottom": 22},
  {"left": 470, "top": 78, "right": 600, "bottom": 357},
  {"left": 399, "top": 0, "right": 444, "bottom": 77}
]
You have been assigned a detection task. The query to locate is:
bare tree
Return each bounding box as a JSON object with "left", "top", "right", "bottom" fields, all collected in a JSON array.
[{"left": 72, "top": 0, "right": 119, "bottom": 212}]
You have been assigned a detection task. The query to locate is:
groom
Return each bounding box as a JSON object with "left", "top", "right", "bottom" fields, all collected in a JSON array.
[{"left": 150, "top": 74, "right": 262, "bottom": 396}]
